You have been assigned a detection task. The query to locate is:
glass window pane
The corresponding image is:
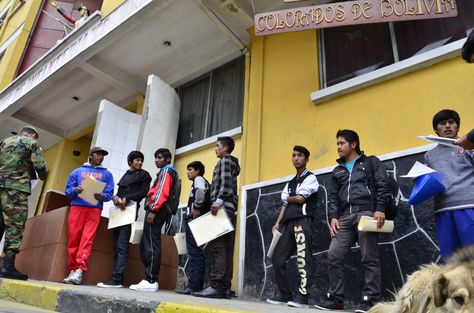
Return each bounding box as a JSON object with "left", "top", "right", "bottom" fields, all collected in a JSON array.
[
  {"left": 395, "top": 0, "right": 474, "bottom": 60},
  {"left": 323, "top": 24, "right": 394, "bottom": 87},
  {"left": 176, "top": 76, "right": 210, "bottom": 148},
  {"left": 207, "top": 57, "right": 245, "bottom": 137}
]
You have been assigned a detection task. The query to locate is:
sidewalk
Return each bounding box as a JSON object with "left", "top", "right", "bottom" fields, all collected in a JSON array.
[{"left": 0, "top": 279, "right": 349, "bottom": 313}]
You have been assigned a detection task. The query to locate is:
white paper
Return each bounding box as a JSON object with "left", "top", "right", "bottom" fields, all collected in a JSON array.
[
  {"left": 267, "top": 230, "right": 282, "bottom": 258},
  {"left": 400, "top": 161, "right": 436, "bottom": 178},
  {"left": 418, "top": 135, "right": 457, "bottom": 147},
  {"left": 358, "top": 216, "right": 394, "bottom": 233},
  {"left": 188, "top": 209, "right": 234, "bottom": 246},
  {"left": 173, "top": 232, "right": 187, "bottom": 255},
  {"left": 129, "top": 221, "right": 143, "bottom": 244},
  {"left": 80, "top": 175, "right": 106, "bottom": 204},
  {"left": 108, "top": 201, "right": 137, "bottom": 229}
]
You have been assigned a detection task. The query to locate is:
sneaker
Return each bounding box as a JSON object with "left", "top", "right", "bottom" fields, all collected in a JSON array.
[
  {"left": 63, "top": 270, "right": 75, "bottom": 284},
  {"left": 287, "top": 294, "right": 309, "bottom": 308},
  {"left": 97, "top": 279, "right": 123, "bottom": 288},
  {"left": 69, "top": 269, "right": 83, "bottom": 285},
  {"left": 354, "top": 296, "right": 375, "bottom": 313},
  {"left": 266, "top": 295, "right": 291, "bottom": 305},
  {"left": 129, "top": 279, "right": 159, "bottom": 292},
  {"left": 314, "top": 293, "right": 344, "bottom": 310}
]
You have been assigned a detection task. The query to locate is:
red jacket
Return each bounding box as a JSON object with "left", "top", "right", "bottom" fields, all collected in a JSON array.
[{"left": 147, "top": 166, "right": 174, "bottom": 213}]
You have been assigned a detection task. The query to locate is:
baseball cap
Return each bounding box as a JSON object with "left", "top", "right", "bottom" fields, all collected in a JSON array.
[{"left": 89, "top": 147, "right": 108, "bottom": 156}]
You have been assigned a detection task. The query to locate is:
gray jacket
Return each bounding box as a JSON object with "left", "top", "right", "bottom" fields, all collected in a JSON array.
[{"left": 425, "top": 144, "right": 474, "bottom": 212}]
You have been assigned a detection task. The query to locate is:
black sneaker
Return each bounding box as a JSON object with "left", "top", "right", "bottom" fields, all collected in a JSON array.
[
  {"left": 287, "top": 294, "right": 309, "bottom": 308},
  {"left": 266, "top": 295, "right": 291, "bottom": 305},
  {"left": 354, "top": 296, "right": 375, "bottom": 313},
  {"left": 314, "top": 293, "right": 344, "bottom": 310},
  {"left": 97, "top": 279, "right": 123, "bottom": 288}
]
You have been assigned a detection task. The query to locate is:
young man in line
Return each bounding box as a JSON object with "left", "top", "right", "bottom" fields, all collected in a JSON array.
[
  {"left": 315, "top": 130, "right": 390, "bottom": 313},
  {"left": 425, "top": 109, "right": 474, "bottom": 262},
  {"left": 266, "top": 146, "right": 319, "bottom": 308},
  {"left": 130, "top": 148, "right": 178, "bottom": 292},
  {"left": 63, "top": 147, "right": 114, "bottom": 285},
  {"left": 97, "top": 151, "right": 151, "bottom": 288},
  {"left": 192, "top": 136, "right": 240, "bottom": 299},
  {"left": 0, "top": 126, "right": 47, "bottom": 280},
  {"left": 175, "top": 161, "right": 210, "bottom": 295}
]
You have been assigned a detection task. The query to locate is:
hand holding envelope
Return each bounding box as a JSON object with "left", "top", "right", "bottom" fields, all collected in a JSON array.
[
  {"left": 358, "top": 216, "right": 394, "bottom": 233},
  {"left": 80, "top": 175, "right": 106, "bottom": 204},
  {"left": 188, "top": 208, "right": 234, "bottom": 246}
]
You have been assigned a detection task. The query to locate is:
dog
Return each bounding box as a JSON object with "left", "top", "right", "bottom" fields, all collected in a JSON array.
[{"left": 368, "top": 244, "right": 474, "bottom": 313}]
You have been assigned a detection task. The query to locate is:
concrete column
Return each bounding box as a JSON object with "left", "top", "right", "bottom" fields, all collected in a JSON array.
[{"left": 137, "top": 75, "right": 181, "bottom": 175}]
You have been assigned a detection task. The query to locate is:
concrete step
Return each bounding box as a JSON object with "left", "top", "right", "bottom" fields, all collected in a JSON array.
[{"left": 0, "top": 279, "right": 351, "bottom": 313}]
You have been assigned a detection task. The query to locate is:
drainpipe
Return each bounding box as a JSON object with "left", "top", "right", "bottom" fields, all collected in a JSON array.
[{"left": 0, "top": 0, "right": 25, "bottom": 41}]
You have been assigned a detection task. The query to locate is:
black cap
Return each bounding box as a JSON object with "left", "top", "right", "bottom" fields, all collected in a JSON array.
[{"left": 89, "top": 147, "right": 108, "bottom": 156}]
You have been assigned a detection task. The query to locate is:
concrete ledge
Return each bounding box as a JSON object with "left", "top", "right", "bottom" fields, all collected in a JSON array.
[
  {"left": 0, "top": 280, "right": 60, "bottom": 311},
  {"left": 156, "top": 302, "right": 257, "bottom": 313},
  {"left": 0, "top": 279, "right": 262, "bottom": 313}
]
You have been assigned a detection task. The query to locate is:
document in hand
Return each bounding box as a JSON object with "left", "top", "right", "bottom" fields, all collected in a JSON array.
[
  {"left": 129, "top": 221, "right": 143, "bottom": 244},
  {"left": 358, "top": 216, "right": 394, "bottom": 233},
  {"left": 108, "top": 201, "right": 137, "bottom": 229},
  {"left": 267, "top": 230, "right": 282, "bottom": 258},
  {"left": 173, "top": 232, "right": 187, "bottom": 255},
  {"left": 80, "top": 175, "right": 106, "bottom": 204},
  {"left": 188, "top": 208, "right": 234, "bottom": 246},
  {"left": 418, "top": 135, "right": 456, "bottom": 147}
]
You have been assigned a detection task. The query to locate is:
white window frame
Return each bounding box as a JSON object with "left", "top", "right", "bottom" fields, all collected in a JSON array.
[
  {"left": 175, "top": 126, "right": 242, "bottom": 156},
  {"left": 313, "top": 33, "right": 469, "bottom": 104}
]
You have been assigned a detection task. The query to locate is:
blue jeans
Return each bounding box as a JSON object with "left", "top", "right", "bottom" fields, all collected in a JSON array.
[
  {"left": 186, "top": 220, "right": 205, "bottom": 291},
  {"left": 435, "top": 208, "right": 474, "bottom": 263}
]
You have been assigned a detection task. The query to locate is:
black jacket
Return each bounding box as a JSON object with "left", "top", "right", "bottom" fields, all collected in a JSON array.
[
  {"left": 328, "top": 154, "right": 390, "bottom": 220},
  {"left": 116, "top": 169, "right": 152, "bottom": 210}
]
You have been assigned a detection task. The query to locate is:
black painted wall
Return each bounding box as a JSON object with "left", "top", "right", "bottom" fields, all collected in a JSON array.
[{"left": 242, "top": 152, "right": 440, "bottom": 307}]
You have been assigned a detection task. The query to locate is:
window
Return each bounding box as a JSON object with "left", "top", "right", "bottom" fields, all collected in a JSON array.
[
  {"left": 176, "top": 57, "right": 245, "bottom": 148},
  {"left": 320, "top": 0, "right": 474, "bottom": 87}
]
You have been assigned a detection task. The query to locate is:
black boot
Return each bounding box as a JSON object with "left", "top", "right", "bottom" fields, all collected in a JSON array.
[{"left": 0, "top": 255, "right": 28, "bottom": 280}]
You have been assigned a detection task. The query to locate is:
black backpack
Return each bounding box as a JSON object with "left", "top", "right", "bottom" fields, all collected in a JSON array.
[
  {"left": 364, "top": 156, "right": 399, "bottom": 220},
  {"left": 165, "top": 170, "right": 182, "bottom": 215}
]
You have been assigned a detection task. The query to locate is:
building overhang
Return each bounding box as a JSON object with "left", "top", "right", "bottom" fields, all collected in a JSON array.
[{"left": 0, "top": 0, "right": 256, "bottom": 149}]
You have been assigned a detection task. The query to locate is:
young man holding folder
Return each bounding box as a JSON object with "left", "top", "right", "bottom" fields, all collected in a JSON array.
[
  {"left": 192, "top": 137, "right": 240, "bottom": 299},
  {"left": 63, "top": 147, "right": 114, "bottom": 285},
  {"left": 266, "top": 145, "right": 319, "bottom": 308}
]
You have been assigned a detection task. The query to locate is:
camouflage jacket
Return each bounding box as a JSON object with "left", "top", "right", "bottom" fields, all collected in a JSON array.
[{"left": 0, "top": 135, "right": 47, "bottom": 194}]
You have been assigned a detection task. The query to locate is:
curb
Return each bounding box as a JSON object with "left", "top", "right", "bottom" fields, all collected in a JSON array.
[
  {"left": 0, "top": 279, "right": 258, "bottom": 313},
  {"left": 156, "top": 302, "right": 258, "bottom": 313}
]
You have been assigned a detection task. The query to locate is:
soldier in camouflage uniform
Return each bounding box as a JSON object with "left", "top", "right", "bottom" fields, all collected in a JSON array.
[{"left": 0, "top": 126, "right": 47, "bottom": 280}]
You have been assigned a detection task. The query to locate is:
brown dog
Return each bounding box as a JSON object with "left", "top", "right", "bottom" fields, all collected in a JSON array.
[{"left": 369, "top": 245, "right": 474, "bottom": 313}]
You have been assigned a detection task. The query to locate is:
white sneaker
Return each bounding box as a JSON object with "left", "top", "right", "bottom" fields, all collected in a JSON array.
[
  {"left": 63, "top": 270, "right": 75, "bottom": 284},
  {"left": 70, "top": 269, "right": 83, "bottom": 285},
  {"left": 129, "top": 279, "right": 158, "bottom": 292}
]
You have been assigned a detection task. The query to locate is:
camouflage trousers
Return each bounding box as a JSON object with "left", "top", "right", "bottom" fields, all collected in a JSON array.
[{"left": 0, "top": 188, "right": 29, "bottom": 256}]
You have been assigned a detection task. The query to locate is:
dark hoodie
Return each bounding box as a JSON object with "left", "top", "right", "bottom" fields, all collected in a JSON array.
[{"left": 210, "top": 154, "right": 240, "bottom": 210}]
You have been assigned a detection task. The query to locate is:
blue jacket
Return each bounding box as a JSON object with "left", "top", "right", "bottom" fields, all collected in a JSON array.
[{"left": 65, "top": 163, "right": 115, "bottom": 208}]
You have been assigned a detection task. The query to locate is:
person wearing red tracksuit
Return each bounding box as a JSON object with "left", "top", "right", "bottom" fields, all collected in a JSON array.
[
  {"left": 63, "top": 147, "right": 114, "bottom": 285},
  {"left": 129, "top": 148, "right": 178, "bottom": 292}
]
